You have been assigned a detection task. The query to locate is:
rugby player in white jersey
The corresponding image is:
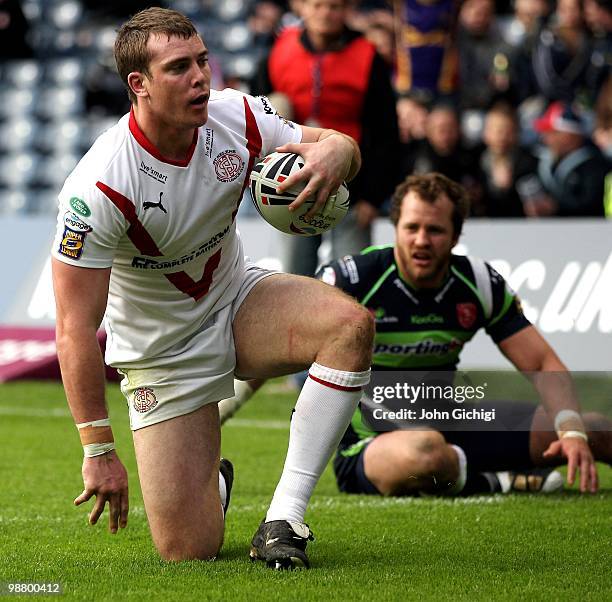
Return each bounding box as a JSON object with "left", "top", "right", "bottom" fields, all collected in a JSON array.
[{"left": 51, "top": 7, "right": 373, "bottom": 569}]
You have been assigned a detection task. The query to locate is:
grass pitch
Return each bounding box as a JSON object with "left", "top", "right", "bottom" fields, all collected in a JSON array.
[{"left": 0, "top": 380, "right": 610, "bottom": 601}]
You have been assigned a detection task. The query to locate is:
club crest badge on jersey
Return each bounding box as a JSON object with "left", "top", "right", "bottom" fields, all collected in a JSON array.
[
  {"left": 456, "top": 302, "right": 478, "bottom": 329},
  {"left": 133, "top": 387, "right": 158, "bottom": 413},
  {"left": 213, "top": 149, "right": 244, "bottom": 183},
  {"left": 58, "top": 212, "right": 92, "bottom": 260}
]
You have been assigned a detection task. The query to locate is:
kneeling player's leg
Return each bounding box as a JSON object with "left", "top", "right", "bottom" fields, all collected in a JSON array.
[
  {"left": 582, "top": 413, "right": 612, "bottom": 465},
  {"left": 218, "top": 378, "right": 266, "bottom": 424},
  {"left": 133, "top": 403, "right": 224, "bottom": 561},
  {"left": 442, "top": 402, "right": 562, "bottom": 494},
  {"left": 363, "top": 430, "right": 463, "bottom": 495},
  {"left": 233, "top": 274, "right": 373, "bottom": 553}
]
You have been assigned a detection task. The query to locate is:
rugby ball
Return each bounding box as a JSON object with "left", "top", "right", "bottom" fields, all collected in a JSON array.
[{"left": 249, "top": 152, "right": 350, "bottom": 236}]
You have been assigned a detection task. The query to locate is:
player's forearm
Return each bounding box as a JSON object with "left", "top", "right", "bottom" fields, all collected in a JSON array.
[
  {"left": 317, "top": 129, "right": 362, "bottom": 182},
  {"left": 505, "top": 328, "right": 584, "bottom": 425},
  {"left": 56, "top": 326, "right": 108, "bottom": 423},
  {"left": 530, "top": 353, "right": 585, "bottom": 435},
  {"left": 531, "top": 370, "right": 581, "bottom": 415}
]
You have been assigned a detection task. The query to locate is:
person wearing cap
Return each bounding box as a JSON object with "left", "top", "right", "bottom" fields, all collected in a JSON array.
[{"left": 530, "top": 100, "right": 610, "bottom": 216}]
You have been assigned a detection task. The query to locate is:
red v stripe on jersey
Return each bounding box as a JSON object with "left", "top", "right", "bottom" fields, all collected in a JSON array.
[
  {"left": 243, "top": 96, "right": 263, "bottom": 167},
  {"left": 96, "top": 181, "right": 222, "bottom": 301},
  {"left": 96, "top": 181, "right": 163, "bottom": 257},
  {"left": 233, "top": 97, "right": 263, "bottom": 222},
  {"left": 165, "top": 248, "right": 222, "bottom": 301}
]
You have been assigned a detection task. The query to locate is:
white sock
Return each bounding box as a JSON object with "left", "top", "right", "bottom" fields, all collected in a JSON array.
[
  {"left": 218, "top": 470, "right": 227, "bottom": 516},
  {"left": 265, "top": 362, "right": 370, "bottom": 524},
  {"left": 443, "top": 445, "right": 467, "bottom": 495}
]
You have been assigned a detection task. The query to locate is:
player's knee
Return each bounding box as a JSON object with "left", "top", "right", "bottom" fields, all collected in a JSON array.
[
  {"left": 583, "top": 412, "right": 612, "bottom": 458},
  {"left": 398, "top": 431, "right": 448, "bottom": 476},
  {"left": 411, "top": 430, "right": 447, "bottom": 454},
  {"left": 330, "top": 300, "right": 374, "bottom": 351},
  {"left": 378, "top": 434, "right": 449, "bottom": 495},
  {"left": 155, "top": 535, "right": 221, "bottom": 562},
  {"left": 583, "top": 412, "right": 609, "bottom": 432}
]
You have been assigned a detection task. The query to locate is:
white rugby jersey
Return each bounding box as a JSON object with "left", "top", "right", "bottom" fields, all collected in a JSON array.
[{"left": 52, "top": 89, "right": 301, "bottom": 367}]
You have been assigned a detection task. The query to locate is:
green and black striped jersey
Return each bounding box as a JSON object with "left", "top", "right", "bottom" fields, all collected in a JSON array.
[
  {"left": 317, "top": 245, "right": 530, "bottom": 371},
  {"left": 316, "top": 245, "right": 531, "bottom": 447}
]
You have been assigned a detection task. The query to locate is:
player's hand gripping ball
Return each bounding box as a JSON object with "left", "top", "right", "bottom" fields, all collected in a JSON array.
[{"left": 249, "top": 152, "right": 350, "bottom": 236}]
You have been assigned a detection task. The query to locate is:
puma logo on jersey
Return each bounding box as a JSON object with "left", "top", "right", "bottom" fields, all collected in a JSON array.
[{"left": 143, "top": 192, "right": 167, "bottom": 213}]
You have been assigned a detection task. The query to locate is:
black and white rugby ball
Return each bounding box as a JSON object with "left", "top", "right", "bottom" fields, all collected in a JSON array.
[{"left": 249, "top": 152, "right": 350, "bottom": 236}]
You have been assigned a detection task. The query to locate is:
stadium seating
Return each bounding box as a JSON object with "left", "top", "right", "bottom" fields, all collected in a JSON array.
[{"left": 0, "top": 0, "right": 262, "bottom": 215}]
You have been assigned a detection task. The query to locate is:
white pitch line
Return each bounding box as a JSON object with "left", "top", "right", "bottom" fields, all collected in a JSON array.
[
  {"left": 8, "top": 492, "right": 598, "bottom": 525},
  {"left": 0, "top": 495, "right": 512, "bottom": 525},
  {"left": 0, "top": 405, "right": 288, "bottom": 429}
]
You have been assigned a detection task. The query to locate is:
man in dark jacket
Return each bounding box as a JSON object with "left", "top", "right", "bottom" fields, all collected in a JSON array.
[{"left": 252, "top": 0, "right": 400, "bottom": 276}]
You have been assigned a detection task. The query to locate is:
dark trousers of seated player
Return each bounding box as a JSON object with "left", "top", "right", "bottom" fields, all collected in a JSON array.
[{"left": 334, "top": 400, "right": 541, "bottom": 495}]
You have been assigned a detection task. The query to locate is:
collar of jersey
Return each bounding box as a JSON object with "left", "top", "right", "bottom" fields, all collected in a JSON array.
[
  {"left": 393, "top": 254, "right": 452, "bottom": 295},
  {"left": 129, "top": 108, "right": 198, "bottom": 167}
]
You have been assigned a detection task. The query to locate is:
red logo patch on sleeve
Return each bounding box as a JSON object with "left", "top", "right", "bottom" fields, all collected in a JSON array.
[{"left": 456, "top": 302, "right": 478, "bottom": 329}]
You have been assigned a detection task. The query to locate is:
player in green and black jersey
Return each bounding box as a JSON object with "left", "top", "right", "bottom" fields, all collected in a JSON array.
[
  {"left": 317, "top": 173, "right": 608, "bottom": 496},
  {"left": 219, "top": 173, "right": 609, "bottom": 495}
]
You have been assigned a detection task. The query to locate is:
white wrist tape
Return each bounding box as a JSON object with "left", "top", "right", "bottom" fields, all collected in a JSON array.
[
  {"left": 76, "top": 418, "right": 111, "bottom": 429},
  {"left": 76, "top": 418, "right": 114, "bottom": 456},
  {"left": 554, "top": 409, "right": 583, "bottom": 432},
  {"left": 560, "top": 430, "right": 589, "bottom": 442},
  {"left": 83, "top": 442, "right": 116, "bottom": 458}
]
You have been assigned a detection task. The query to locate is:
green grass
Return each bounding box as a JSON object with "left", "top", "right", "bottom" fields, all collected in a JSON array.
[{"left": 0, "top": 380, "right": 610, "bottom": 601}]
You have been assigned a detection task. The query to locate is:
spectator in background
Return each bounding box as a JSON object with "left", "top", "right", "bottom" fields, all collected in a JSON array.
[
  {"left": 457, "top": 0, "right": 517, "bottom": 111},
  {"left": 593, "top": 75, "right": 612, "bottom": 158},
  {"left": 397, "top": 92, "right": 429, "bottom": 146},
  {"left": 531, "top": 101, "right": 609, "bottom": 216},
  {"left": 478, "top": 103, "right": 539, "bottom": 216},
  {"left": 393, "top": 0, "right": 459, "bottom": 101},
  {"left": 500, "top": 0, "right": 550, "bottom": 48},
  {"left": 586, "top": 0, "right": 612, "bottom": 216},
  {"left": 248, "top": 1, "right": 284, "bottom": 49},
  {"left": 252, "top": 0, "right": 400, "bottom": 276},
  {"left": 583, "top": 0, "right": 612, "bottom": 96},
  {"left": 517, "top": 0, "right": 594, "bottom": 104},
  {"left": 280, "top": 0, "right": 305, "bottom": 28},
  {"left": 364, "top": 20, "right": 395, "bottom": 67},
  {"left": 585, "top": 0, "right": 612, "bottom": 39},
  {"left": 401, "top": 103, "right": 483, "bottom": 211}
]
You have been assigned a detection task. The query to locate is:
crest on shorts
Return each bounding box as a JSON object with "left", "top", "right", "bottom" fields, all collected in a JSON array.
[
  {"left": 133, "top": 387, "right": 158, "bottom": 413},
  {"left": 456, "top": 302, "right": 478, "bottom": 329},
  {"left": 213, "top": 150, "right": 244, "bottom": 182}
]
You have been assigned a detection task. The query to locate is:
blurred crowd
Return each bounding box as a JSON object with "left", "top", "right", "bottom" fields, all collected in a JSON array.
[{"left": 1, "top": 0, "right": 611, "bottom": 221}]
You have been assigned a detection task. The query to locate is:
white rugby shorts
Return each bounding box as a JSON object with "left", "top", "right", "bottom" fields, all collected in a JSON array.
[{"left": 119, "top": 261, "right": 276, "bottom": 430}]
